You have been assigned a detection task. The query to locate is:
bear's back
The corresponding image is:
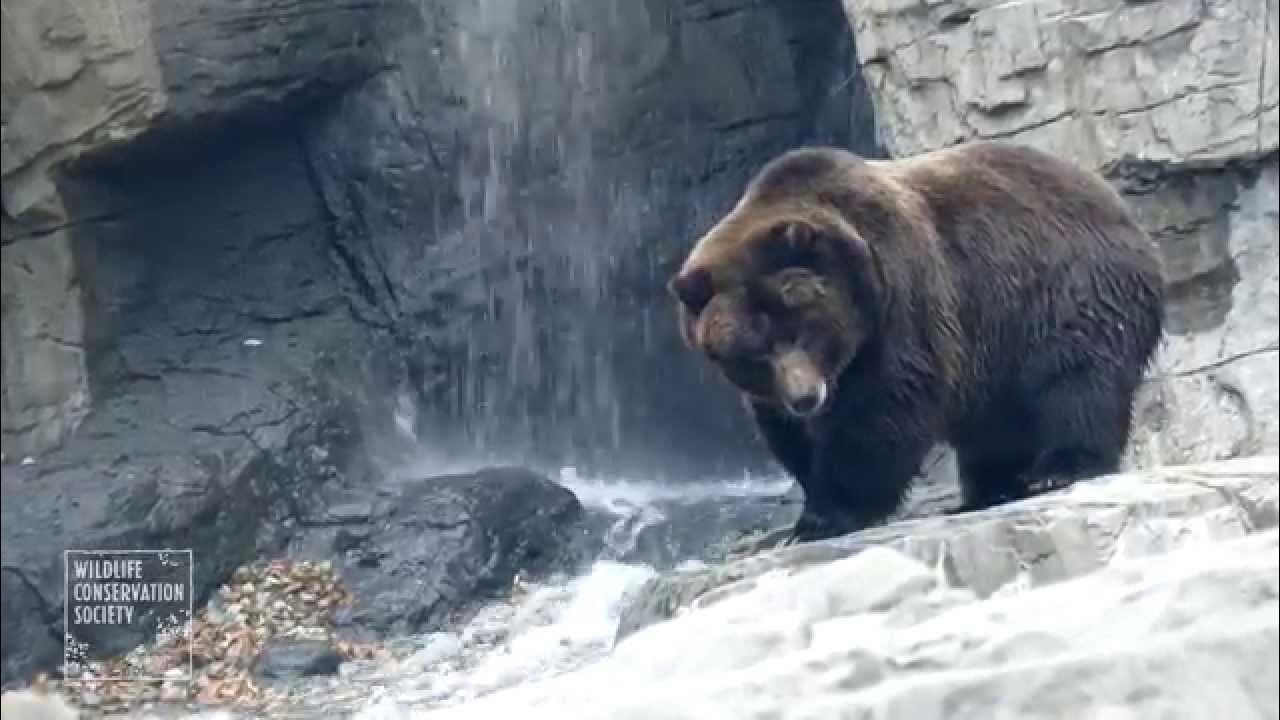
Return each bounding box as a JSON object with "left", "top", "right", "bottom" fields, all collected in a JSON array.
[{"left": 894, "top": 142, "right": 1165, "bottom": 409}]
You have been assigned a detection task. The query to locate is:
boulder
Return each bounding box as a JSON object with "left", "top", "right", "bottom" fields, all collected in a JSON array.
[
  {"left": 252, "top": 638, "right": 345, "bottom": 682},
  {"left": 578, "top": 490, "right": 802, "bottom": 571},
  {"left": 287, "top": 466, "right": 589, "bottom": 640}
]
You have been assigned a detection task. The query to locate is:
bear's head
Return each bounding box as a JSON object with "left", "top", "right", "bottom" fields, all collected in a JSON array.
[{"left": 669, "top": 150, "right": 881, "bottom": 419}]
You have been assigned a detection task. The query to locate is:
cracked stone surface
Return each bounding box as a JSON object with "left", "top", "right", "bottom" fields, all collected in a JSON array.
[
  {"left": 1128, "top": 161, "right": 1280, "bottom": 464},
  {"left": 844, "top": 0, "right": 1280, "bottom": 466},
  {"left": 1, "top": 230, "right": 89, "bottom": 458},
  {"left": 846, "top": 0, "right": 1276, "bottom": 167}
]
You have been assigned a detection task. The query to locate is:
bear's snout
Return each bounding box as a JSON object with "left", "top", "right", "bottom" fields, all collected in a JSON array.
[{"left": 773, "top": 349, "right": 829, "bottom": 418}]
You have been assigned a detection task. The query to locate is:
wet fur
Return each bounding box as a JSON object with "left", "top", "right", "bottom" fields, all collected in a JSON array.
[{"left": 671, "top": 142, "right": 1165, "bottom": 542}]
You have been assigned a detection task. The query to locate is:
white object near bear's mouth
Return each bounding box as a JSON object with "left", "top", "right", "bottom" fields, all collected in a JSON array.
[{"left": 783, "top": 379, "right": 828, "bottom": 418}]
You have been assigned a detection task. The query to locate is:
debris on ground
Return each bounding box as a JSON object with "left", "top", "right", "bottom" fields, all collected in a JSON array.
[{"left": 31, "top": 559, "right": 385, "bottom": 718}]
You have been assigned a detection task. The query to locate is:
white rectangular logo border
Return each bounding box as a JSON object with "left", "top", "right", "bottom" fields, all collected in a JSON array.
[{"left": 62, "top": 548, "right": 195, "bottom": 684}]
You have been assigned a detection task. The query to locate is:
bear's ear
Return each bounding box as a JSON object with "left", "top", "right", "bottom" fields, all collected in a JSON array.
[{"left": 668, "top": 267, "right": 714, "bottom": 314}]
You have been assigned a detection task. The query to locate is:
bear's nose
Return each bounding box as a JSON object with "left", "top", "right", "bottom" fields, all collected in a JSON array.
[{"left": 773, "top": 348, "right": 828, "bottom": 418}]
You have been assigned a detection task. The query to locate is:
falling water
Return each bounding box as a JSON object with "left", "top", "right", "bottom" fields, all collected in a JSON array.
[
  {"left": 377, "top": 0, "right": 868, "bottom": 479},
  {"left": 416, "top": 0, "right": 649, "bottom": 471}
]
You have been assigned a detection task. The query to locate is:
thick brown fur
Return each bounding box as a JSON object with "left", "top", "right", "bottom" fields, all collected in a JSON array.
[{"left": 669, "top": 142, "right": 1165, "bottom": 542}]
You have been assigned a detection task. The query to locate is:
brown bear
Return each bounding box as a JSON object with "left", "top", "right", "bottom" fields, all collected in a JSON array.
[{"left": 668, "top": 141, "right": 1164, "bottom": 543}]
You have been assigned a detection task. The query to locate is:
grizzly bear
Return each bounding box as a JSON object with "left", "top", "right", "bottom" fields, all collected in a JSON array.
[{"left": 669, "top": 141, "right": 1164, "bottom": 543}]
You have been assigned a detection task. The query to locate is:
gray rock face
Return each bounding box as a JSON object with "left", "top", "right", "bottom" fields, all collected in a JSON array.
[
  {"left": 0, "top": 432, "right": 285, "bottom": 684},
  {"left": 847, "top": 0, "right": 1276, "bottom": 167},
  {"left": 843, "top": 0, "right": 1280, "bottom": 467},
  {"left": 417, "top": 457, "right": 1280, "bottom": 720},
  {"left": 1, "top": 0, "right": 384, "bottom": 217},
  {"left": 1, "top": 233, "right": 88, "bottom": 461},
  {"left": 1, "top": 0, "right": 385, "bottom": 460},
  {"left": 1129, "top": 161, "right": 1280, "bottom": 464}
]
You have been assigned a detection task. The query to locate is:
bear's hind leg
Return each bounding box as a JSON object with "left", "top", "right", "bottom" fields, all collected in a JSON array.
[
  {"left": 1025, "top": 366, "right": 1136, "bottom": 493},
  {"left": 953, "top": 451, "right": 1036, "bottom": 514}
]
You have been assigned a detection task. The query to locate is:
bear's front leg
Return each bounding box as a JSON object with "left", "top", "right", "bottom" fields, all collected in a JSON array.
[
  {"left": 734, "top": 400, "right": 815, "bottom": 553},
  {"left": 793, "top": 391, "right": 938, "bottom": 543},
  {"left": 746, "top": 399, "right": 813, "bottom": 481}
]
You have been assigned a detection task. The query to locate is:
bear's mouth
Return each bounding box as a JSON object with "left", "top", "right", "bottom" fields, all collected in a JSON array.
[
  {"left": 781, "top": 379, "right": 828, "bottom": 418},
  {"left": 772, "top": 349, "right": 830, "bottom": 419}
]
